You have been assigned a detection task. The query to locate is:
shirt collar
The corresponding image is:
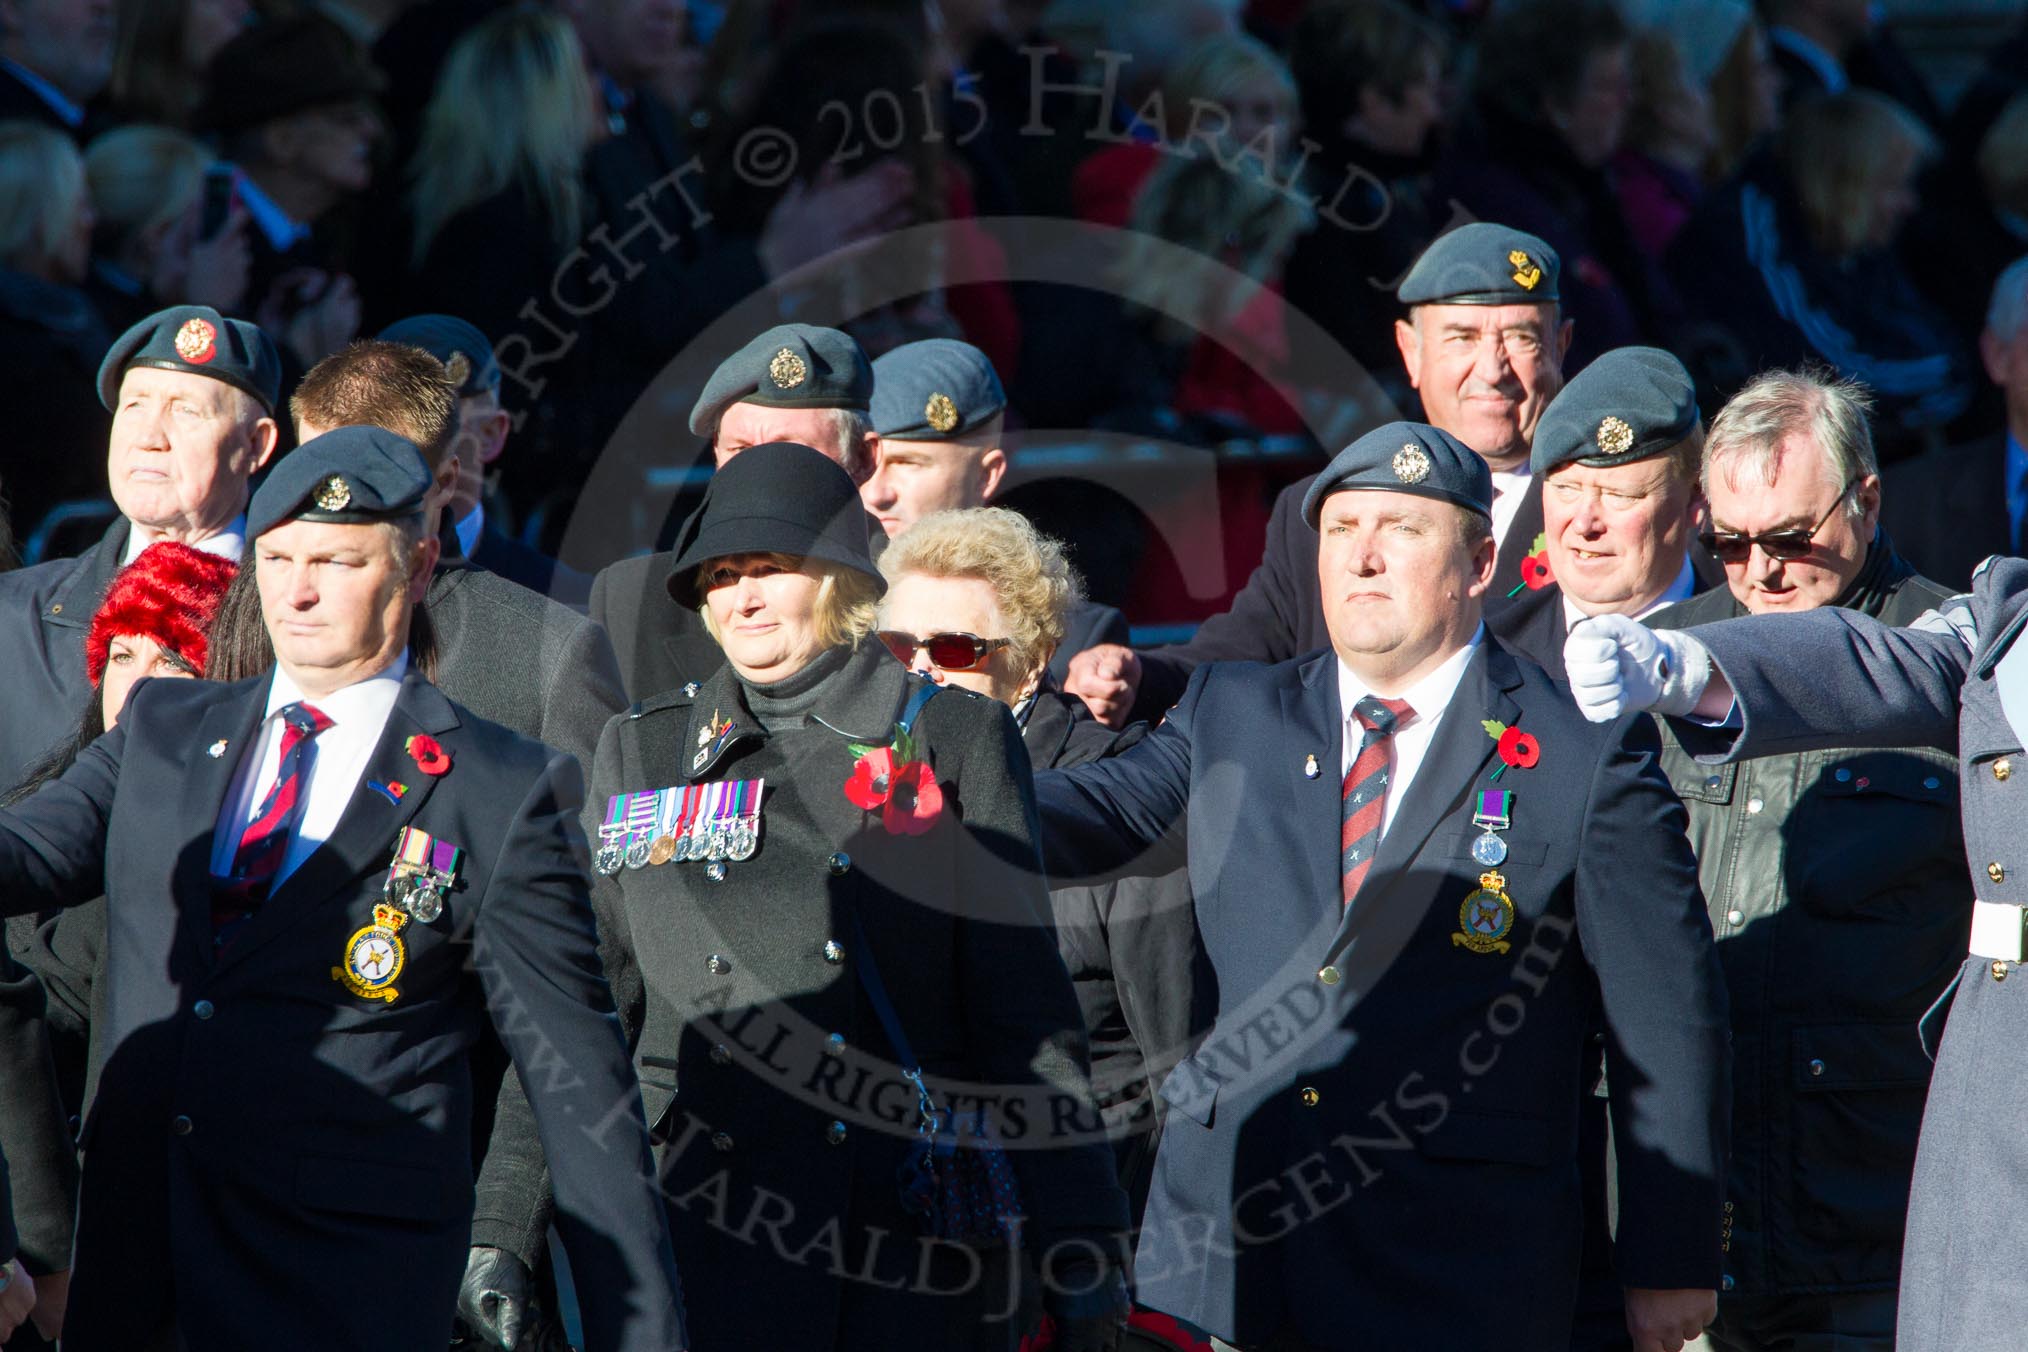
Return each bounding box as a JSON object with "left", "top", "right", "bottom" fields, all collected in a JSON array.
[
  {"left": 1768, "top": 26, "right": 1848, "bottom": 94},
  {"left": 1337, "top": 624, "right": 1483, "bottom": 732},
  {"left": 0, "top": 59, "right": 83, "bottom": 127},
  {"left": 232, "top": 171, "right": 312, "bottom": 252},
  {"left": 453, "top": 503, "right": 484, "bottom": 559},
  {"left": 266, "top": 649, "right": 410, "bottom": 722},
  {"left": 1560, "top": 554, "right": 1697, "bottom": 630},
  {"left": 123, "top": 514, "right": 248, "bottom": 566}
]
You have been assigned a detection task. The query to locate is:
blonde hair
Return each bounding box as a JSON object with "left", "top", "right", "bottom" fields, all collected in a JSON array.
[
  {"left": 697, "top": 553, "right": 882, "bottom": 651},
  {"left": 407, "top": 5, "right": 594, "bottom": 267},
  {"left": 0, "top": 121, "right": 87, "bottom": 277},
  {"left": 1779, "top": 91, "right": 1935, "bottom": 259},
  {"left": 85, "top": 124, "right": 207, "bottom": 260},
  {"left": 877, "top": 508, "right": 1084, "bottom": 682}
]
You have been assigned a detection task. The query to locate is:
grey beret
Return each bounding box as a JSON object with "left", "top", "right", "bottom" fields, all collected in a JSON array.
[
  {"left": 378, "top": 314, "right": 499, "bottom": 396},
  {"left": 248, "top": 426, "right": 432, "bottom": 539},
  {"left": 1302, "top": 421, "right": 1494, "bottom": 527},
  {"left": 688, "top": 324, "right": 873, "bottom": 438},
  {"left": 1396, "top": 223, "right": 1561, "bottom": 307},
  {"left": 1530, "top": 346, "right": 1699, "bottom": 477},
  {"left": 97, "top": 304, "right": 281, "bottom": 413},
  {"left": 870, "top": 338, "right": 1006, "bottom": 440}
]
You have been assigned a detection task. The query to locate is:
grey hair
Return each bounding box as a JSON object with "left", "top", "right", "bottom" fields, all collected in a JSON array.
[
  {"left": 1702, "top": 368, "right": 1878, "bottom": 523},
  {"left": 1987, "top": 255, "right": 2028, "bottom": 341},
  {"left": 820, "top": 407, "right": 876, "bottom": 481}
]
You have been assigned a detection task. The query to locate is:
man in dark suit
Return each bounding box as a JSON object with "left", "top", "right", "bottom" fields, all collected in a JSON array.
[
  {"left": 1064, "top": 222, "right": 1574, "bottom": 727},
  {"left": 0, "top": 305, "right": 280, "bottom": 791},
  {"left": 377, "top": 314, "right": 594, "bottom": 609},
  {"left": 1035, "top": 422, "right": 1728, "bottom": 1352},
  {"left": 865, "top": 337, "right": 1130, "bottom": 686},
  {"left": 1884, "top": 255, "right": 2028, "bottom": 589},
  {"left": 0, "top": 0, "right": 112, "bottom": 136},
  {"left": 1490, "top": 346, "right": 1720, "bottom": 678},
  {"left": 0, "top": 426, "right": 688, "bottom": 1350}
]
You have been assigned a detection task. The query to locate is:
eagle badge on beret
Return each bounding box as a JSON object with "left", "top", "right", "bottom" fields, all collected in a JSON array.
[
  {"left": 174, "top": 317, "right": 217, "bottom": 365},
  {"left": 925, "top": 392, "right": 960, "bottom": 434},
  {"left": 1393, "top": 445, "right": 1432, "bottom": 484},
  {"left": 1508, "top": 250, "right": 1542, "bottom": 292},
  {"left": 768, "top": 347, "right": 809, "bottom": 389},
  {"left": 313, "top": 475, "right": 352, "bottom": 511},
  {"left": 1595, "top": 416, "right": 1635, "bottom": 456},
  {"left": 445, "top": 351, "right": 472, "bottom": 387}
]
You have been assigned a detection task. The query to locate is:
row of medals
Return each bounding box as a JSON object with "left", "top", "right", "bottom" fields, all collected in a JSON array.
[
  {"left": 596, "top": 816, "right": 758, "bottom": 876},
  {"left": 383, "top": 870, "right": 447, "bottom": 924}
]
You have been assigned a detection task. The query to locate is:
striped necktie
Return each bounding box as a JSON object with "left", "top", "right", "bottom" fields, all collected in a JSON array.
[
  {"left": 214, "top": 701, "right": 332, "bottom": 947},
  {"left": 1342, "top": 696, "right": 1414, "bottom": 907}
]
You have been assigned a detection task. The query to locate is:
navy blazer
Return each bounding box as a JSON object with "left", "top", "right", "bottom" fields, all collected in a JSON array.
[
  {"left": 1035, "top": 638, "right": 1728, "bottom": 1349},
  {"left": 0, "top": 670, "right": 686, "bottom": 1352}
]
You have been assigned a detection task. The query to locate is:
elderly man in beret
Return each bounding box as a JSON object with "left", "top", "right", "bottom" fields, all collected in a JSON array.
[
  {"left": 1066, "top": 222, "right": 1574, "bottom": 728},
  {"left": 0, "top": 304, "right": 280, "bottom": 789},
  {"left": 377, "top": 314, "right": 593, "bottom": 609},
  {"left": 865, "top": 337, "right": 1130, "bottom": 687},
  {"left": 590, "top": 322, "right": 880, "bottom": 700},
  {"left": 1033, "top": 421, "right": 1727, "bottom": 1352},
  {"left": 1489, "top": 346, "right": 1723, "bottom": 677},
  {"left": 0, "top": 425, "right": 689, "bottom": 1351}
]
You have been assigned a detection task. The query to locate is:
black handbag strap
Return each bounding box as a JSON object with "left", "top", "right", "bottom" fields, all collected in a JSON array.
[{"left": 847, "top": 680, "right": 939, "bottom": 1084}]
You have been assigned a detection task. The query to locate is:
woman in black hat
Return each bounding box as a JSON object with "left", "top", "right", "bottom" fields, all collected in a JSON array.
[{"left": 504, "top": 444, "right": 1130, "bottom": 1350}]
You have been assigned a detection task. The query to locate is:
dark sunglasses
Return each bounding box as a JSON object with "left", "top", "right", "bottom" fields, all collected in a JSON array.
[
  {"left": 877, "top": 630, "right": 1012, "bottom": 672},
  {"left": 1699, "top": 480, "right": 1857, "bottom": 564}
]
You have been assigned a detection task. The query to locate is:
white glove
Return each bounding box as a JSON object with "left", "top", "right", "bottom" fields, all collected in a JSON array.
[{"left": 1563, "top": 614, "right": 1713, "bottom": 723}]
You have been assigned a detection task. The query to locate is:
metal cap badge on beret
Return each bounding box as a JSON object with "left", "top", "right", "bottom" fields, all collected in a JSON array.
[
  {"left": 97, "top": 305, "right": 282, "bottom": 413},
  {"left": 666, "top": 442, "right": 884, "bottom": 607},
  {"left": 688, "top": 325, "right": 873, "bottom": 438},
  {"left": 1396, "top": 222, "right": 1562, "bottom": 307},
  {"left": 1529, "top": 346, "right": 1699, "bottom": 477},
  {"left": 1302, "top": 421, "right": 1494, "bottom": 527},
  {"left": 870, "top": 339, "right": 1006, "bottom": 441},
  {"left": 378, "top": 314, "right": 500, "bottom": 397},
  {"left": 247, "top": 426, "right": 432, "bottom": 539}
]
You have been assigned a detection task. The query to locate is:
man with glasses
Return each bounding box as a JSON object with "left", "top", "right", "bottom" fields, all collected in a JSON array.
[
  {"left": 1636, "top": 368, "right": 1967, "bottom": 1352},
  {"left": 1489, "top": 347, "right": 1721, "bottom": 678}
]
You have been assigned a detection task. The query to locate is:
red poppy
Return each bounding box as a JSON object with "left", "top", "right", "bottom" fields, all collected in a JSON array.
[
  {"left": 844, "top": 746, "right": 944, "bottom": 835},
  {"left": 406, "top": 733, "right": 452, "bottom": 777},
  {"left": 1497, "top": 728, "right": 1541, "bottom": 769},
  {"left": 1520, "top": 553, "right": 1553, "bottom": 590}
]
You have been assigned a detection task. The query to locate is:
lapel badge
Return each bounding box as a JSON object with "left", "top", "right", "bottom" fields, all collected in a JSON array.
[
  {"left": 1508, "top": 250, "right": 1542, "bottom": 290},
  {"left": 207, "top": 738, "right": 229, "bottom": 758},
  {"left": 368, "top": 779, "right": 408, "bottom": 805},
  {"left": 1452, "top": 872, "right": 1515, "bottom": 955},
  {"left": 769, "top": 346, "right": 809, "bottom": 389},
  {"left": 1304, "top": 753, "right": 1319, "bottom": 779},
  {"left": 332, "top": 903, "right": 409, "bottom": 1003},
  {"left": 1392, "top": 444, "right": 1431, "bottom": 484}
]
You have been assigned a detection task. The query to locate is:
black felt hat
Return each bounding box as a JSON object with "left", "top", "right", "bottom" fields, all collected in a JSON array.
[{"left": 665, "top": 442, "right": 883, "bottom": 606}]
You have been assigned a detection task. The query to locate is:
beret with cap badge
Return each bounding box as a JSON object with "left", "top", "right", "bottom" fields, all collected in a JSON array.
[
  {"left": 1302, "top": 421, "right": 1494, "bottom": 527},
  {"left": 870, "top": 338, "right": 1006, "bottom": 441},
  {"left": 1529, "top": 346, "right": 1700, "bottom": 478},
  {"left": 688, "top": 324, "right": 873, "bottom": 438},
  {"left": 97, "top": 304, "right": 282, "bottom": 413},
  {"left": 1396, "top": 222, "right": 1562, "bottom": 308},
  {"left": 247, "top": 426, "right": 432, "bottom": 539}
]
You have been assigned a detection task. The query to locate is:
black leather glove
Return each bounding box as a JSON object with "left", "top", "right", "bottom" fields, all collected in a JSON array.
[
  {"left": 457, "top": 1246, "right": 532, "bottom": 1350},
  {"left": 1044, "top": 1260, "right": 1129, "bottom": 1352}
]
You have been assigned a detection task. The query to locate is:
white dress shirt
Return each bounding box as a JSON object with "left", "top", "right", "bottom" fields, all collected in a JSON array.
[
  {"left": 211, "top": 653, "right": 409, "bottom": 886},
  {"left": 1338, "top": 625, "right": 1484, "bottom": 841},
  {"left": 1559, "top": 554, "right": 1697, "bottom": 632},
  {"left": 124, "top": 515, "right": 247, "bottom": 566},
  {"left": 1489, "top": 466, "right": 1532, "bottom": 553}
]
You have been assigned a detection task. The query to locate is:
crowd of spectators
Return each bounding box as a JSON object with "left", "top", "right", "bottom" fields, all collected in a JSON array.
[{"left": 1, "top": 0, "right": 2023, "bottom": 624}]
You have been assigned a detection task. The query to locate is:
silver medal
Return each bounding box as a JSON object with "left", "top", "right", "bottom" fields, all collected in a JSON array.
[
  {"left": 1471, "top": 831, "right": 1509, "bottom": 867},
  {"left": 623, "top": 835, "right": 652, "bottom": 870},
  {"left": 595, "top": 841, "right": 625, "bottom": 876},
  {"left": 728, "top": 820, "right": 758, "bottom": 861},
  {"left": 407, "top": 881, "right": 444, "bottom": 924}
]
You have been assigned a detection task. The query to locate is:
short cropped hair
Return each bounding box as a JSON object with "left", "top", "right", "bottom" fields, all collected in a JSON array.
[
  {"left": 696, "top": 552, "right": 882, "bottom": 651},
  {"left": 290, "top": 341, "right": 459, "bottom": 470},
  {"left": 878, "top": 507, "right": 1085, "bottom": 679},
  {"left": 1703, "top": 367, "right": 1878, "bottom": 522}
]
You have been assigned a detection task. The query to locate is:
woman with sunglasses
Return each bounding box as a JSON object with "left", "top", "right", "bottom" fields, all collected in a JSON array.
[
  {"left": 523, "top": 445, "right": 1129, "bottom": 1351},
  {"left": 877, "top": 508, "right": 1207, "bottom": 1226}
]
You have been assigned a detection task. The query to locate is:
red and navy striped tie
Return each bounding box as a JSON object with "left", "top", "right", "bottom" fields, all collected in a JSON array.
[
  {"left": 214, "top": 701, "right": 332, "bottom": 947},
  {"left": 1342, "top": 696, "right": 1414, "bottom": 907}
]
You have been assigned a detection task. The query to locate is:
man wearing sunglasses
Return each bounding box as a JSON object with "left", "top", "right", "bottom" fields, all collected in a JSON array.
[
  {"left": 1625, "top": 368, "right": 1967, "bottom": 1352},
  {"left": 1562, "top": 368, "right": 2001, "bottom": 1352}
]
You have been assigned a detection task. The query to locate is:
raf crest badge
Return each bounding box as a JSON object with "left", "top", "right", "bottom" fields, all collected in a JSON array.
[
  {"left": 1453, "top": 872, "right": 1515, "bottom": 955},
  {"left": 925, "top": 392, "right": 960, "bottom": 434},
  {"left": 1392, "top": 444, "right": 1432, "bottom": 484},
  {"left": 333, "top": 903, "right": 409, "bottom": 1002},
  {"left": 313, "top": 475, "right": 352, "bottom": 511},
  {"left": 1596, "top": 416, "right": 1635, "bottom": 457},
  {"left": 1508, "top": 250, "right": 1542, "bottom": 291},
  {"left": 768, "top": 346, "right": 809, "bottom": 389},
  {"left": 445, "top": 351, "right": 472, "bottom": 387}
]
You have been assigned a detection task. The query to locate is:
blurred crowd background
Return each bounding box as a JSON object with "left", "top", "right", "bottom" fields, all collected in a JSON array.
[{"left": 3, "top": 0, "right": 2025, "bottom": 635}]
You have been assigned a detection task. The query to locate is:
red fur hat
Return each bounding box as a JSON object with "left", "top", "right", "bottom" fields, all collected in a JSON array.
[{"left": 86, "top": 542, "right": 238, "bottom": 686}]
